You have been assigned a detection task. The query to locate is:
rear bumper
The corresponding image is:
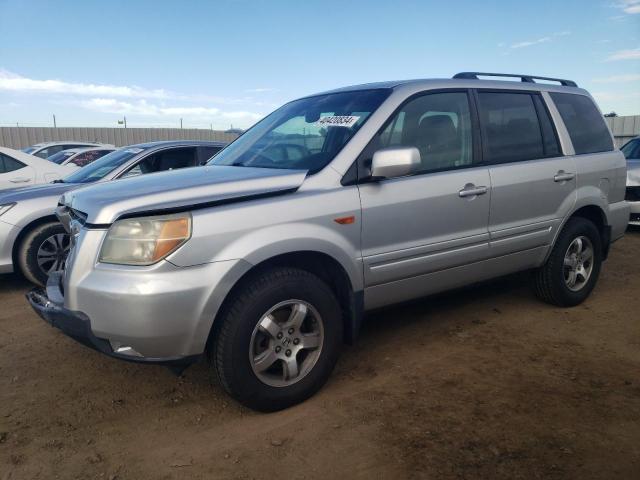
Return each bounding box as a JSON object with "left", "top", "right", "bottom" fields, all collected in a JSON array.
[
  {"left": 27, "top": 272, "right": 201, "bottom": 368},
  {"left": 608, "top": 200, "right": 631, "bottom": 240}
]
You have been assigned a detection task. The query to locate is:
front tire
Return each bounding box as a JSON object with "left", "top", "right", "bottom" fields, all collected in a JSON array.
[
  {"left": 18, "top": 221, "right": 70, "bottom": 286},
  {"left": 211, "top": 267, "right": 343, "bottom": 412},
  {"left": 533, "top": 217, "right": 602, "bottom": 307}
]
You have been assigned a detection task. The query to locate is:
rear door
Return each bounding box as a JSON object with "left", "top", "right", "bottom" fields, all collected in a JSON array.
[
  {"left": 0, "top": 153, "right": 35, "bottom": 189},
  {"left": 476, "top": 90, "right": 576, "bottom": 257},
  {"left": 357, "top": 90, "right": 492, "bottom": 307}
]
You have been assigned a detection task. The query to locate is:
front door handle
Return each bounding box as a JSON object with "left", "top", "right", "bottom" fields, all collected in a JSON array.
[
  {"left": 9, "top": 177, "right": 31, "bottom": 183},
  {"left": 458, "top": 184, "right": 488, "bottom": 198},
  {"left": 553, "top": 171, "right": 575, "bottom": 183}
]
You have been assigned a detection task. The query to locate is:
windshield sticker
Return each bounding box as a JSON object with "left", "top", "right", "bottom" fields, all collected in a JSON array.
[
  {"left": 123, "top": 148, "right": 144, "bottom": 154},
  {"left": 317, "top": 115, "right": 360, "bottom": 128}
]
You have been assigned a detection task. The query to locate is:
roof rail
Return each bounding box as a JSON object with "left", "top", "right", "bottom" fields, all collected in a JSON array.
[{"left": 453, "top": 72, "right": 577, "bottom": 87}]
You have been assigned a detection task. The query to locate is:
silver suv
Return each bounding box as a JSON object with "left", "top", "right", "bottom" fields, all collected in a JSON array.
[{"left": 28, "top": 73, "right": 630, "bottom": 411}]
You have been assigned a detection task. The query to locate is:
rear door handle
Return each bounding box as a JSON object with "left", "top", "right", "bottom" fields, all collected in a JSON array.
[
  {"left": 553, "top": 171, "right": 575, "bottom": 183},
  {"left": 9, "top": 177, "right": 31, "bottom": 183},
  {"left": 458, "top": 184, "right": 488, "bottom": 198}
]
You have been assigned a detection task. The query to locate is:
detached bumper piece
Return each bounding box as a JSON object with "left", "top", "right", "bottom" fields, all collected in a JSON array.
[{"left": 26, "top": 272, "right": 200, "bottom": 373}]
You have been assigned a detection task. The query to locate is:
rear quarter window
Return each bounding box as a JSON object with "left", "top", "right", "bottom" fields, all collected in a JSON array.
[{"left": 550, "top": 93, "right": 613, "bottom": 155}]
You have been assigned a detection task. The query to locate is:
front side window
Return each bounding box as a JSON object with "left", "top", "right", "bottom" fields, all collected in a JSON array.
[
  {"left": 210, "top": 89, "right": 391, "bottom": 174},
  {"left": 62, "top": 147, "right": 148, "bottom": 184},
  {"left": 550, "top": 93, "right": 613, "bottom": 155},
  {"left": 0, "top": 153, "right": 26, "bottom": 173},
  {"left": 121, "top": 147, "right": 197, "bottom": 178},
  {"left": 364, "top": 91, "right": 473, "bottom": 175},
  {"left": 477, "top": 92, "right": 545, "bottom": 163}
]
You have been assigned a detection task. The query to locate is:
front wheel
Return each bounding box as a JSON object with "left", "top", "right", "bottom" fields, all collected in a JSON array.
[
  {"left": 18, "top": 221, "right": 70, "bottom": 286},
  {"left": 533, "top": 217, "right": 603, "bottom": 307},
  {"left": 211, "top": 267, "right": 343, "bottom": 411}
]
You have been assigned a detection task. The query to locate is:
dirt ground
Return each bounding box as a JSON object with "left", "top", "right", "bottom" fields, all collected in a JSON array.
[{"left": 1, "top": 231, "right": 639, "bottom": 480}]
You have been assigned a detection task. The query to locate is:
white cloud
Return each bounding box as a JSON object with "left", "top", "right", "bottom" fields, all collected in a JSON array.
[
  {"left": 80, "top": 98, "right": 263, "bottom": 124},
  {"left": 592, "top": 91, "right": 640, "bottom": 102},
  {"left": 592, "top": 73, "right": 640, "bottom": 82},
  {"left": 614, "top": 0, "right": 640, "bottom": 14},
  {"left": 606, "top": 47, "right": 640, "bottom": 61},
  {"left": 510, "top": 37, "right": 552, "bottom": 49},
  {"left": 0, "top": 69, "right": 170, "bottom": 99},
  {"left": 244, "top": 87, "right": 278, "bottom": 93}
]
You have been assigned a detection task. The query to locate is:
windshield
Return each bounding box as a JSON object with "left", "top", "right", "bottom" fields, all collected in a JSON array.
[
  {"left": 210, "top": 89, "right": 390, "bottom": 173},
  {"left": 62, "top": 147, "right": 147, "bottom": 183},
  {"left": 21, "top": 146, "right": 38, "bottom": 154},
  {"left": 621, "top": 139, "right": 640, "bottom": 160},
  {"left": 48, "top": 150, "right": 76, "bottom": 164}
]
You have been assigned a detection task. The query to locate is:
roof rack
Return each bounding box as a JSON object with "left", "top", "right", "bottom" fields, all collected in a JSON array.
[{"left": 453, "top": 72, "right": 577, "bottom": 87}]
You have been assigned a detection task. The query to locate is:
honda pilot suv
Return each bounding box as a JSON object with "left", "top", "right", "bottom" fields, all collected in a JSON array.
[{"left": 28, "top": 73, "right": 629, "bottom": 411}]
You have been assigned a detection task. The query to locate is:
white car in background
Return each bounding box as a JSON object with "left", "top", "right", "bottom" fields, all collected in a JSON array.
[
  {"left": 47, "top": 146, "right": 116, "bottom": 169},
  {"left": 21, "top": 141, "right": 109, "bottom": 159},
  {"left": 0, "top": 146, "right": 75, "bottom": 191}
]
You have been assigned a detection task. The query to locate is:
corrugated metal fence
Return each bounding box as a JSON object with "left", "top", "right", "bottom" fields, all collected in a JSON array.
[
  {"left": 1, "top": 117, "right": 638, "bottom": 151},
  {"left": 0, "top": 127, "right": 238, "bottom": 150},
  {"left": 605, "top": 116, "right": 640, "bottom": 148}
]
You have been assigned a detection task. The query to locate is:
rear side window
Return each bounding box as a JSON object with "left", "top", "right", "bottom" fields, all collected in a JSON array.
[
  {"left": 0, "top": 153, "right": 26, "bottom": 173},
  {"left": 477, "top": 92, "right": 545, "bottom": 163},
  {"left": 550, "top": 93, "right": 613, "bottom": 155}
]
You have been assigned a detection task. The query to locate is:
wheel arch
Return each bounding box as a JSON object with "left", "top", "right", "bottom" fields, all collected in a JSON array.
[
  {"left": 549, "top": 204, "right": 610, "bottom": 263},
  {"left": 207, "top": 250, "right": 363, "bottom": 350}
]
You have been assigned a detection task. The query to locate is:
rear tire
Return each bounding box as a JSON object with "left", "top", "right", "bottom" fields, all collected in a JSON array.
[
  {"left": 18, "top": 221, "right": 69, "bottom": 286},
  {"left": 533, "top": 217, "right": 602, "bottom": 307},
  {"left": 211, "top": 267, "right": 343, "bottom": 412}
]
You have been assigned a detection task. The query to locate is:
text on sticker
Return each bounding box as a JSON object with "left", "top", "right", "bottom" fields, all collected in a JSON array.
[{"left": 317, "top": 116, "right": 360, "bottom": 128}]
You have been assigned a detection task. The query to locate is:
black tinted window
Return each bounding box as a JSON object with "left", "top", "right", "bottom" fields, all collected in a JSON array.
[
  {"left": 550, "top": 93, "right": 613, "bottom": 155},
  {"left": 123, "top": 147, "right": 197, "bottom": 178},
  {"left": 198, "top": 146, "right": 222, "bottom": 164},
  {"left": 0, "top": 153, "right": 26, "bottom": 173},
  {"left": 621, "top": 139, "right": 640, "bottom": 159},
  {"left": 478, "top": 92, "right": 544, "bottom": 163},
  {"left": 533, "top": 95, "right": 561, "bottom": 157}
]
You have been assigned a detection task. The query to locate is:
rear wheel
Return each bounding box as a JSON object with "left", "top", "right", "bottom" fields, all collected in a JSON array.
[
  {"left": 211, "top": 267, "right": 343, "bottom": 411},
  {"left": 533, "top": 217, "right": 602, "bottom": 307},
  {"left": 18, "top": 222, "right": 70, "bottom": 286}
]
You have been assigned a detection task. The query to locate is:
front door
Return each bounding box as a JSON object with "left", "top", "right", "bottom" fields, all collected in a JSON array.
[{"left": 357, "top": 90, "right": 491, "bottom": 308}]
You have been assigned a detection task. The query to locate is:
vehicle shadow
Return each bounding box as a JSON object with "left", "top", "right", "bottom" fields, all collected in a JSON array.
[{"left": 0, "top": 272, "right": 33, "bottom": 294}]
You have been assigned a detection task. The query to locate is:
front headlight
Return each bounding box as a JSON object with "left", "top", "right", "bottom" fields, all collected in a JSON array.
[
  {"left": 99, "top": 213, "right": 192, "bottom": 266},
  {"left": 0, "top": 203, "right": 16, "bottom": 217}
]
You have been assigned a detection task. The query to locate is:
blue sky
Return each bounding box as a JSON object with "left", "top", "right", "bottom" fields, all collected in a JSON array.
[{"left": 0, "top": 0, "right": 638, "bottom": 129}]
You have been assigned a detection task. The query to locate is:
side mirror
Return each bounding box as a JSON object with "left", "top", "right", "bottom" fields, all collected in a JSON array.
[{"left": 370, "top": 146, "right": 421, "bottom": 180}]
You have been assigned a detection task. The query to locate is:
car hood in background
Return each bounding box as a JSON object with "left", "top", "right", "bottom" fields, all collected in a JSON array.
[
  {"left": 63, "top": 166, "right": 308, "bottom": 225},
  {"left": 0, "top": 182, "right": 79, "bottom": 204},
  {"left": 627, "top": 160, "right": 640, "bottom": 187}
]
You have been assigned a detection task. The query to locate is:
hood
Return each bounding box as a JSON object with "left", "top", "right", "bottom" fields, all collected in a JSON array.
[
  {"left": 64, "top": 165, "right": 308, "bottom": 225},
  {"left": 0, "top": 182, "right": 78, "bottom": 204},
  {"left": 627, "top": 160, "right": 640, "bottom": 187}
]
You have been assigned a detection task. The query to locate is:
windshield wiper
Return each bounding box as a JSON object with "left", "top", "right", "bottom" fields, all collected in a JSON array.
[{"left": 51, "top": 179, "right": 65, "bottom": 183}]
